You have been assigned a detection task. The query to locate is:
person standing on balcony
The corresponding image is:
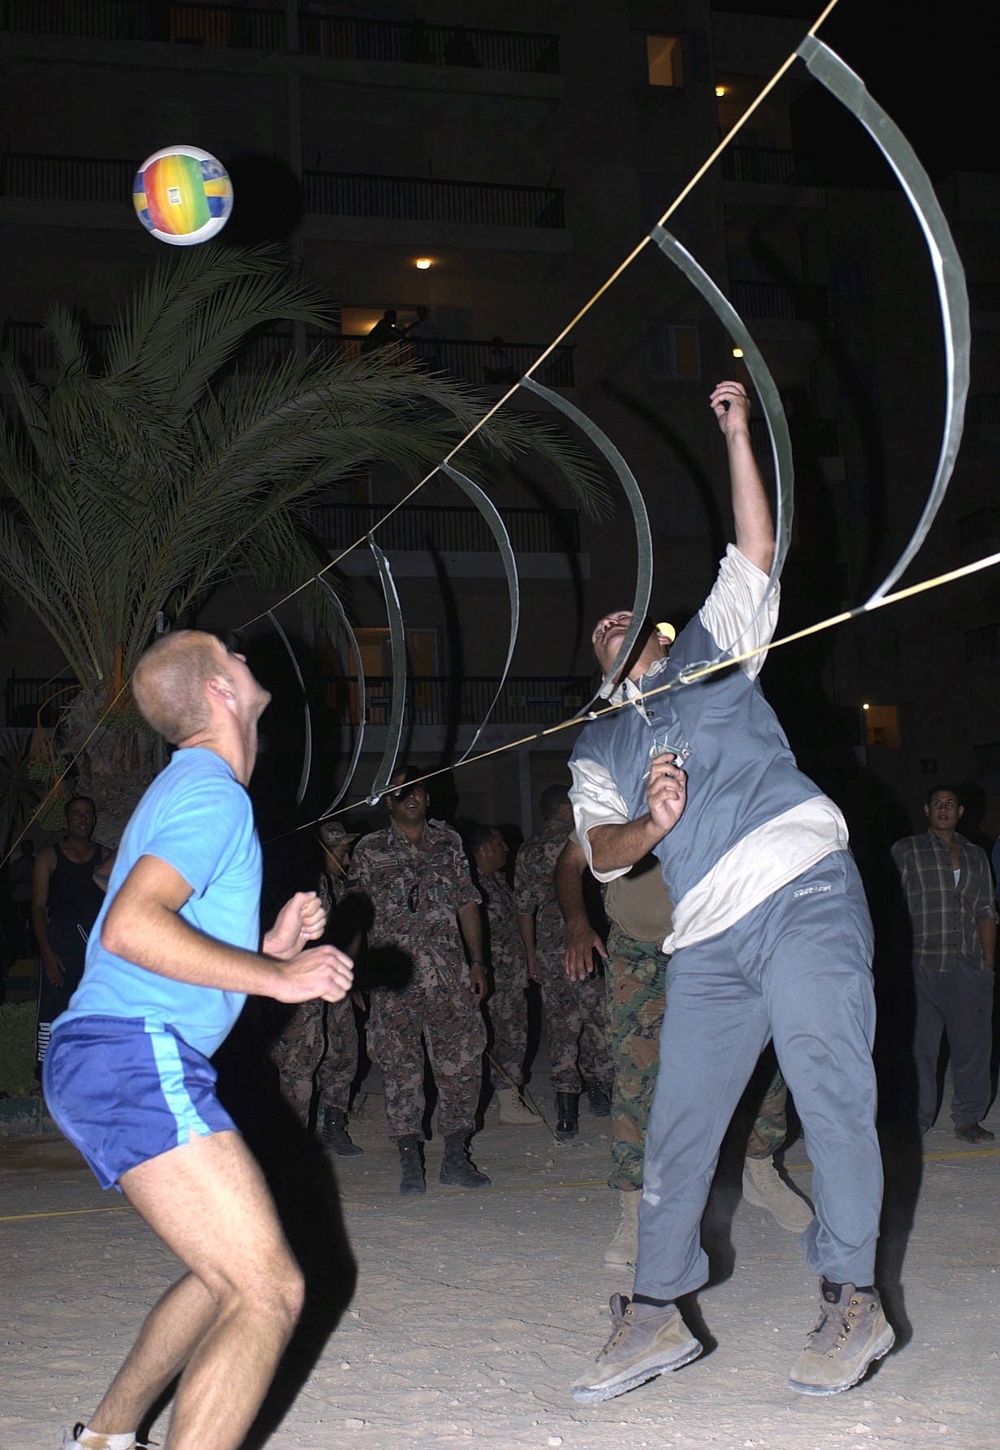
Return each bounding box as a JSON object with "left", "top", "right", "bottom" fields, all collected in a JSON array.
[
  {"left": 360, "top": 308, "right": 400, "bottom": 354},
  {"left": 464, "top": 823, "right": 542, "bottom": 1127},
  {"left": 515, "top": 785, "right": 613, "bottom": 1141},
  {"left": 31, "top": 796, "right": 111, "bottom": 1070},
  {"left": 348, "top": 768, "right": 491, "bottom": 1194},
  {"left": 402, "top": 305, "right": 443, "bottom": 373}
]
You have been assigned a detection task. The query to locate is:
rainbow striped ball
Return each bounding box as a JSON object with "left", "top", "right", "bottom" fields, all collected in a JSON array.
[{"left": 132, "top": 145, "right": 233, "bottom": 246}]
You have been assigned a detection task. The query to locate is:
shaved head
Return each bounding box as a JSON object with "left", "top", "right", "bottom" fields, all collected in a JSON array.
[{"left": 132, "top": 631, "right": 228, "bottom": 744}]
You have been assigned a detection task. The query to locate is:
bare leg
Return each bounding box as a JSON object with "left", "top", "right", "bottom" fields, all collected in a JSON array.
[{"left": 88, "top": 1129, "right": 303, "bottom": 1450}]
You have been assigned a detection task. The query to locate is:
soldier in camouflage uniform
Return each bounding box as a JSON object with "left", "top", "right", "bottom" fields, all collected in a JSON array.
[
  {"left": 557, "top": 832, "right": 814, "bottom": 1267},
  {"left": 515, "top": 785, "right": 612, "bottom": 1139},
  {"left": 465, "top": 823, "right": 542, "bottom": 1127},
  {"left": 348, "top": 768, "right": 490, "bottom": 1194},
  {"left": 269, "top": 821, "right": 365, "bottom": 1155}
]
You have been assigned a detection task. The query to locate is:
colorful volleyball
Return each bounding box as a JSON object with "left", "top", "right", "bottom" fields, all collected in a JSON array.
[{"left": 132, "top": 145, "right": 233, "bottom": 246}]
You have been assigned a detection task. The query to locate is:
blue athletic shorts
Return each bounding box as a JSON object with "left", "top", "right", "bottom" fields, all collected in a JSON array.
[{"left": 43, "top": 1015, "right": 237, "bottom": 1191}]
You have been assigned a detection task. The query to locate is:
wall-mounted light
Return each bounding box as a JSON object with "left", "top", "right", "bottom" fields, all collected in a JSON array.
[
  {"left": 862, "top": 702, "right": 871, "bottom": 711},
  {"left": 415, "top": 258, "right": 432, "bottom": 270},
  {"left": 732, "top": 347, "right": 744, "bottom": 359},
  {"left": 715, "top": 85, "right": 727, "bottom": 98}
]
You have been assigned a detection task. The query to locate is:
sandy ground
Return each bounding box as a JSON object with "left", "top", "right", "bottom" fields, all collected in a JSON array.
[{"left": 2, "top": 1074, "right": 998, "bottom": 1450}]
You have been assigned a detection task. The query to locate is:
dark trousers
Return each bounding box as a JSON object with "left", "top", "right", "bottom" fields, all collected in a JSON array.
[{"left": 913, "top": 961, "right": 995, "bottom": 1130}]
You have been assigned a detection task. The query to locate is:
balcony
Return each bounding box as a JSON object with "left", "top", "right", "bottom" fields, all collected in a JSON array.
[
  {"left": 1, "top": 321, "right": 575, "bottom": 390},
  {"left": 3, "top": 675, "right": 79, "bottom": 729},
  {"left": 313, "top": 504, "right": 580, "bottom": 555},
  {"left": 328, "top": 675, "right": 592, "bottom": 730},
  {"left": 729, "top": 280, "right": 827, "bottom": 324},
  {"left": 0, "top": 2, "right": 560, "bottom": 74},
  {"left": 0, "top": 155, "right": 569, "bottom": 249},
  {"left": 301, "top": 172, "right": 565, "bottom": 230},
  {"left": 749, "top": 414, "right": 841, "bottom": 459},
  {"left": 721, "top": 145, "right": 797, "bottom": 185},
  {"left": 721, "top": 145, "right": 826, "bottom": 227}
]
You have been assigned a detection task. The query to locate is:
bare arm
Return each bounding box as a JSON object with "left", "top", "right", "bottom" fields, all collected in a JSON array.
[
  {"left": 101, "top": 854, "right": 353, "bottom": 1004},
  {"left": 457, "top": 900, "right": 487, "bottom": 1003},
  {"left": 588, "top": 755, "right": 687, "bottom": 873},
  {"left": 31, "top": 848, "right": 61, "bottom": 985},
  {"left": 554, "top": 838, "right": 607, "bottom": 981},
  {"left": 710, "top": 381, "right": 774, "bottom": 574}
]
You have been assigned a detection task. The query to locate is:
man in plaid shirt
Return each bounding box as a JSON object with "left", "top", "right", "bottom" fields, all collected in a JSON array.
[{"left": 891, "top": 785, "right": 997, "bottom": 1144}]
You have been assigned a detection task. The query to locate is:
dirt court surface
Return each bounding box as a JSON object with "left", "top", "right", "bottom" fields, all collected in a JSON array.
[{"left": 2, "top": 1085, "right": 997, "bottom": 1450}]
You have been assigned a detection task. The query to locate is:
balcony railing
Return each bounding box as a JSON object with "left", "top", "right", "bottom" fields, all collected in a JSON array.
[
  {"left": 721, "top": 146, "right": 797, "bottom": 186},
  {"left": 0, "top": 154, "right": 567, "bottom": 232},
  {"left": 1, "top": 321, "right": 575, "bottom": 389},
  {"left": 302, "top": 171, "right": 565, "bottom": 229},
  {"left": 313, "top": 504, "right": 581, "bottom": 555},
  {"left": 730, "top": 280, "right": 827, "bottom": 324},
  {"left": 957, "top": 507, "right": 1000, "bottom": 551},
  {"left": 0, "top": 2, "right": 560, "bottom": 73},
  {"left": 3, "top": 676, "right": 79, "bottom": 729},
  {"left": 965, "top": 623, "right": 1000, "bottom": 664},
  {"left": 749, "top": 414, "right": 841, "bottom": 458},
  {"left": 329, "top": 675, "right": 592, "bottom": 728}
]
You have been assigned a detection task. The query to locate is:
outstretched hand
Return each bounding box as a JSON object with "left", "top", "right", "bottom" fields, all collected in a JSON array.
[
  {"left": 264, "top": 890, "right": 328, "bottom": 961},
  {"left": 646, "top": 753, "right": 687, "bottom": 835}
]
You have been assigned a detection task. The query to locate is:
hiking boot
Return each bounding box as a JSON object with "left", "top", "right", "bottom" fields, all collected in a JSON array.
[
  {"left": 570, "top": 1294, "right": 702, "bottom": 1404},
  {"left": 496, "top": 1085, "right": 543, "bottom": 1126},
  {"left": 742, "top": 1154, "right": 814, "bottom": 1233},
  {"left": 954, "top": 1121, "right": 994, "bottom": 1144},
  {"left": 397, "top": 1135, "right": 426, "bottom": 1195},
  {"left": 439, "top": 1132, "right": 491, "bottom": 1188},
  {"left": 320, "top": 1108, "right": 363, "bottom": 1157},
  {"left": 788, "top": 1281, "right": 895, "bottom": 1395},
  {"left": 586, "top": 1082, "right": 612, "bottom": 1117},
  {"left": 603, "top": 1189, "right": 639, "bottom": 1268},
  {"left": 555, "top": 1091, "right": 579, "bottom": 1141}
]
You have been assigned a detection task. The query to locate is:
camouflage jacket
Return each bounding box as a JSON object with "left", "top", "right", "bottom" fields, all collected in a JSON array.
[
  {"left": 514, "top": 817, "right": 572, "bottom": 959},
  {"left": 478, "top": 870, "right": 526, "bottom": 980},
  {"left": 348, "top": 818, "right": 479, "bottom": 980}
]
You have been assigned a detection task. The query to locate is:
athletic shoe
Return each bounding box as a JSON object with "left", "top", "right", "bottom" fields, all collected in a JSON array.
[
  {"left": 570, "top": 1294, "right": 702, "bottom": 1404},
  {"left": 788, "top": 1281, "right": 895, "bottom": 1395}
]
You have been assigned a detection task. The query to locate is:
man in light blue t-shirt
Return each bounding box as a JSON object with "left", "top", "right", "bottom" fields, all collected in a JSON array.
[{"left": 44, "top": 631, "right": 354, "bottom": 1450}]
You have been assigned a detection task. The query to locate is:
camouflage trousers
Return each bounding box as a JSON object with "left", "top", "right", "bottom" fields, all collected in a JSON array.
[
  {"left": 367, "top": 968, "right": 486, "bottom": 1141},
  {"left": 484, "top": 961, "right": 529, "bottom": 1088},
  {"left": 270, "top": 996, "right": 359, "bottom": 1126},
  {"left": 537, "top": 947, "right": 613, "bottom": 1094},
  {"left": 605, "top": 927, "right": 790, "bottom": 1190}
]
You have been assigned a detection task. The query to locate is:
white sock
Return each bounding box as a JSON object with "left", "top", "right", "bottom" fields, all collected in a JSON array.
[{"left": 75, "top": 1427, "right": 137, "bottom": 1450}]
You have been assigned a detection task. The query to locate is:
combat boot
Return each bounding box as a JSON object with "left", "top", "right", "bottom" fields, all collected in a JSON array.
[
  {"left": 586, "top": 1081, "right": 612, "bottom": 1117},
  {"left": 788, "top": 1280, "right": 895, "bottom": 1395},
  {"left": 742, "top": 1154, "right": 813, "bottom": 1232},
  {"left": 603, "top": 1189, "right": 640, "bottom": 1268},
  {"left": 555, "top": 1091, "right": 579, "bottom": 1140},
  {"left": 439, "top": 1132, "right": 491, "bottom": 1187},
  {"left": 320, "top": 1108, "right": 363, "bottom": 1157},
  {"left": 496, "top": 1085, "right": 543, "bottom": 1126},
  {"left": 397, "top": 1135, "right": 425, "bottom": 1195}
]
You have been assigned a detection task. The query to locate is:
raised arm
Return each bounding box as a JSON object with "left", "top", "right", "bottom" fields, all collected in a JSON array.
[{"left": 710, "top": 381, "right": 774, "bottom": 575}]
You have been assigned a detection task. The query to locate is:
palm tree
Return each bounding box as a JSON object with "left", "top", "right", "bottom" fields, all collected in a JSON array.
[{"left": 0, "top": 245, "right": 607, "bottom": 838}]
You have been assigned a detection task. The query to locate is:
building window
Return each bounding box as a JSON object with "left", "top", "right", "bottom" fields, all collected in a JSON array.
[
  {"left": 651, "top": 324, "right": 701, "bottom": 380},
  {"left": 863, "top": 704, "right": 900, "bottom": 750},
  {"left": 965, "top": 623, "right": 1000, "bottom": 663},
  {"left": 974, "top": 741, "right": 1000, "bottom": 776},
  {"left": 647, "top": 35, "right": 683, "bottom": 87},
  {"left": 956, "top": 507, "right": 1000, "bottom": 550}
]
